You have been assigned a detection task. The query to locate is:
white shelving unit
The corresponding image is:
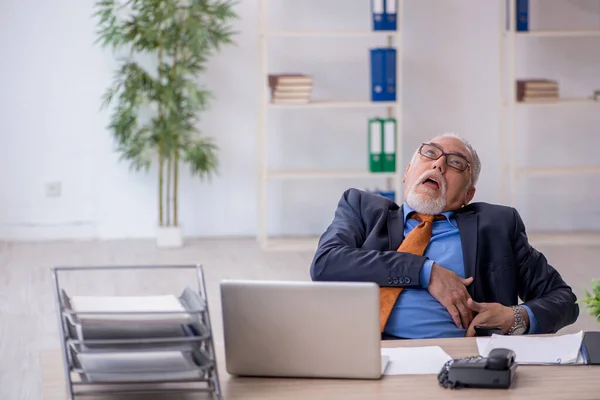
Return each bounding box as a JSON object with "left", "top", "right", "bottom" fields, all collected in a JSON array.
[
  {"left": 499, "top": 0, "right": 600, "bottom": 246},
  {"left": 257, "top": 1, "right": 404, "bottom": 251}
]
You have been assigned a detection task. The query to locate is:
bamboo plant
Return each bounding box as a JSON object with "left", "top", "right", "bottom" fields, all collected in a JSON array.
[
  {"left": 582, "top": 279, "right": 600, "bottom": 323},
  {"left": 94, "top": 0, "right": 237, "bottom": 228}
]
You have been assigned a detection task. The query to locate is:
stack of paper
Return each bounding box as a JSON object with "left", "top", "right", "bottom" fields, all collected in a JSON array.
[
  {"left": 476, "top": 331, "right": 585, "bottom": 365},
  {"left": 70, "top": 294, "right": 192, "bottom": 323},
  {"left": 62, "top": 287, "right": 212, "bottom": 383},
  {"left": 75, "top": 350, "right": 208, "bottom": 382},
  {"left": 65, "top": 289, "right": 205, "bottom": 344},
  {"left": 380, "top": 346, "right": 452, "bottom": 375}
]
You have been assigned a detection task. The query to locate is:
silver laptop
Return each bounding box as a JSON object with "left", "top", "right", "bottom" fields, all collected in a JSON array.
[{"left": 220, "top": 280, "right": 389, "bottom": 379}]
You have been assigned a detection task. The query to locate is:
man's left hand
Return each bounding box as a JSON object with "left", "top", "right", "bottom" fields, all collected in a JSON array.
[{"left": 464, "top": 298, "right": 515, "bottom": 337}]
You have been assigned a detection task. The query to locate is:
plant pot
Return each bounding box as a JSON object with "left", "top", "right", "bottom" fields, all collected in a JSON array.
[{"left": 156, "top": 226, "right": 183, "bottom": 248}]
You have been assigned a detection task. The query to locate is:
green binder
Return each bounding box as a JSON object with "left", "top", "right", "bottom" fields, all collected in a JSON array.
[
  {"left": 382, "top": 118, "right": 397, "bottom": 172},
  {"left": 368, "top": 118, "right": 384, "bottom": 172}
]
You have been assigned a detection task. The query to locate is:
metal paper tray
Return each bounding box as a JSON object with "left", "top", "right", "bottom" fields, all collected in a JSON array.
[
  {"left": 52, "top": 264, "right": 221, "bottom": 399},
  {"left": 60, "top": 287, "right": 208, "bottom": 347},
  {"left": 68, "top": 335, "right": 214, "bottom": 383}
]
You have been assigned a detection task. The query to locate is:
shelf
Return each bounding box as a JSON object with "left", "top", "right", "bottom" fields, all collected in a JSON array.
[
  {"left": 259, "top": 232, "right": 600, "bottom": 251},
  {"left": 513, "top": 98, "right": 599, "bottom": 106},
  {"left": 265, "top": 30, "right": 398, "bottom": 38},
  {"left": 494, "top": 4, "right": 600, "bottom": 241},
  {"left": 268, "top": 100, "right": 398, "bottom": 109},
  {"left": 527, "top": 231, "right": 600, "bottom": 246},
  {"left": 513, "top": 30, "right": 600, "bottom": 37},
  {"left": 260, "top": 237, "right": 320, "bottom": 252},
  {"left": 257, "top": 2, "right": 405, "bottom": 249},
  {"left": 516, "top": 165, "right": 600, "bottom": 177},
  {"left": 266, "top": 170, "right": 397, "bottom": 180}
]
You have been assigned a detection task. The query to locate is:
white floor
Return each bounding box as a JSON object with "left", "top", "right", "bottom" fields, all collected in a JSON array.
[{"left": 0, "top": 238, "right": 598, "bottom": 400}]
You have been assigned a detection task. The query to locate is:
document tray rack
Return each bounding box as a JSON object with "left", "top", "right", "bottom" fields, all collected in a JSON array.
[{"left": 51, "top": 264, "right": 222, "bottom": 399}]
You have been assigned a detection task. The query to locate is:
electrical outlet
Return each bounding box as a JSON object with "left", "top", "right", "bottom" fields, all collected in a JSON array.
[{"left": 45, "top": 181, "right": 62, "bottom": 198}]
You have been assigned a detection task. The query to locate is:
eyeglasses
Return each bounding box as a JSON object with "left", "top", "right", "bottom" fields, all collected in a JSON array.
[{"left": 418, "top": 142, "right": 470, "bottom": 172}]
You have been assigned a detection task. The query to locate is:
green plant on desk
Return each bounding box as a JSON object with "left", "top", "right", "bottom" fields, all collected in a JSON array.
[{"left": 582, "top": 279, "right": 600, "bottom": 322}]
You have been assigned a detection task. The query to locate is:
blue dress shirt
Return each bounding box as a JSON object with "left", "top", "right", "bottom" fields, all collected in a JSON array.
[{"left": 383, "top": 202, "right": 539, "bottom": 339}]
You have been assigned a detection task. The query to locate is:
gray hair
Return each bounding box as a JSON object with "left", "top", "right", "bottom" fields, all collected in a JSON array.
[{"left": 411, "top": 133, "right": 481, "bottom": 186}]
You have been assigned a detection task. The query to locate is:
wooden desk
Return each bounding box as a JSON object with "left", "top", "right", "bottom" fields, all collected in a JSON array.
[{"left": 40, "top": 337, "right": 600, "bottom": 400}]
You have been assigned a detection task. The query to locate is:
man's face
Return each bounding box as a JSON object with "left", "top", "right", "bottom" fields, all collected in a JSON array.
[{"left": 403, "top": 136, "right": 476, "bottom": 214}]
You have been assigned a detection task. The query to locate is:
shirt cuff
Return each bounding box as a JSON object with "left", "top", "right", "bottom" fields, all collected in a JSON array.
[
  {"left": 520, "top": 304, "right": 539, "bottom": 334},
  {"left": 420, "top": 259, "right": 434, "bottom": 288}
]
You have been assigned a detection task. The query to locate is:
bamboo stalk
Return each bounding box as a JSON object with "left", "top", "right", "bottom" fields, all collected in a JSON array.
[
  {"left": 169, "top": 17, "right": 180, "bottom": 228},
  {"left": 174, "top": 148, "right": 179, "bottom": 226},
  {"left": 158, "top": 150, "right": 164, "bottom": 226},
  {"left": 166, "top": 152, "right": 172, "bottom": 226},
  {"left": 157, "top": 41, "right": 165, "bottom": 227}
]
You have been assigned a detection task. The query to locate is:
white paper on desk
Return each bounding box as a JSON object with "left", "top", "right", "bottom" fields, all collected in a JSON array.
[
  {"left": 479, "top": 331, "right": 584, "bottom": 365},
  {"left": 380, "top": 346, "right": 452, "bottom": 375},
  {"left": 476, "top": 337, "right": 490, "bottom": 356},
  {"left": 70, "top": 294, "right": 190, "bottom": 322}
]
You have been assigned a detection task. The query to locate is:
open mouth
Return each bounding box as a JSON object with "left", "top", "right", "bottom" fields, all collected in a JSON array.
[{"left": 422, "top": 177, "right": 440, "bottom": 190}]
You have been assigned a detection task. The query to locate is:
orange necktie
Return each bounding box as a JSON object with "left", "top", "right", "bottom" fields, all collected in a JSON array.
[{"left": 379, "top": 213, "right": 445, "bottom": 332}]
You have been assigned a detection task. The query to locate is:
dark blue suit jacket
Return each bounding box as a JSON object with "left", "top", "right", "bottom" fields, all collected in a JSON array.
[{"left": 310, "top": 188, "right": 579, "bottom": 334}]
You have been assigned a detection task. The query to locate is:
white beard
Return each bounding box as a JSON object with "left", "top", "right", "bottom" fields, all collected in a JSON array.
[{"left": 406, "top": 171, "right": 447, "bottom": 215}]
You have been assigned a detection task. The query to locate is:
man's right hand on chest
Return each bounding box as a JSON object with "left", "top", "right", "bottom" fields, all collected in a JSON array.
[{"left": 427, "top": 263, "right": 474, "bottom": 329}]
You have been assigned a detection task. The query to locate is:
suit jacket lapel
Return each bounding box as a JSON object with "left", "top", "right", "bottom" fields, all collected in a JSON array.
[
  {"left": 387, "top": 205, "right": 404, "bottom": 251},
  {"left": 456, "top": 209, "right": 478, "bottom": 298}
]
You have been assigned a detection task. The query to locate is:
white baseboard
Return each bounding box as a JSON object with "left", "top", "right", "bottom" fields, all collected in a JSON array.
[{"left": 0, "top": 221, "right": 98, "bottom": 241}]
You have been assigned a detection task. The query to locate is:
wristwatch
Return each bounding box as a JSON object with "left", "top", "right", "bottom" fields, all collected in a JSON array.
[{"left": 508, "top": 306, "right": 527, "bottom": 335}]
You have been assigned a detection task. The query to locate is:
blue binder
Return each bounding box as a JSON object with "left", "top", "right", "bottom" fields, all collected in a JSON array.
[
  {"left": 370, "top": 48, "right": 385, "bottom": 101},
  {"left": 384, "top": 48, "right": 396, "bottom": 101},
  {"left": 378, "top": 190, "right": 395, "bottom": 202},
  {"left": 516, "top": 0, "right": 528, "bottom": 31},
  {"left": 383, "top": 0, "right": 397, "bottom": 31},
  {"left": 369, "top": 189, "right": 395, "bottom": 202},
  {"left": 371, "top": 0, "right": 385, "bottom": 31},
  {"left": 370, "top": 48, "right": 396, "bottom": 102}
]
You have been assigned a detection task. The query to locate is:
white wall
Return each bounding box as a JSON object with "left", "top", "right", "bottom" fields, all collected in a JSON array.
[{"left": 0, "top": 0, "right": 598, "bottom": 241}]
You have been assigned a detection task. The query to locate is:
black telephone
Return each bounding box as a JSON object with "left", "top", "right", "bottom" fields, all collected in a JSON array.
[
  {"left": 438, "top": 348, "right": 518, "bottom": 389},
  {"left": 474, "top": 325, "right": 503, "bottom": 337}
]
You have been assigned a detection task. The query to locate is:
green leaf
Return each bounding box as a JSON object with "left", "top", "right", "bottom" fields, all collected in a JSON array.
[
  {"left": 182, "top": 136, "right": 219, "bottom": 179},
  {"left": 580, "top": 279, "right": 600, "bottom": 321}
]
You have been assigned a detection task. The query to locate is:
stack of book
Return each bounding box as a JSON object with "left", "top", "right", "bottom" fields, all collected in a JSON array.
[
  {"left": 516, "top": 79, "right": 559, "bottom": 102},
  {"left": 268, "top": 74, "right": 313, "bottom": 104}
]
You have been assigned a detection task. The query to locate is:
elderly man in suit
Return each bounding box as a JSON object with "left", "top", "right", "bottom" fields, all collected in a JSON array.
[{"left": 310, "top": 133, "right": 578, "bottom": 340}]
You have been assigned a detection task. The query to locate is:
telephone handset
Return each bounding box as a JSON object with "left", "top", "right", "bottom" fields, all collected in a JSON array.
[{"left": 438, "top": 348, "right": 518, "bottom": 389}]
